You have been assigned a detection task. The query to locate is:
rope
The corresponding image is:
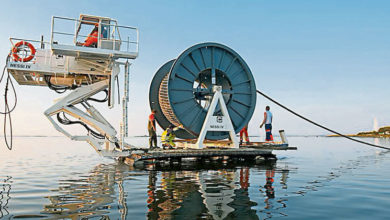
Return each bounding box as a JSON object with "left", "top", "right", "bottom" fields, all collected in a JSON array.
[{"left": 256, "top": 90, "right": 390, "bottom": 150}]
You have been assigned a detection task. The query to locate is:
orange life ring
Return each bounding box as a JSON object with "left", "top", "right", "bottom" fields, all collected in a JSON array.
[{"left": 12, "top": 41, "right": 36, "bottom": 62}]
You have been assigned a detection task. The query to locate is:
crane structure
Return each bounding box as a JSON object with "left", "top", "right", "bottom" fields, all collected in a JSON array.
[{"left": 6, "top": 14, "right": 139, "bottom": 157}]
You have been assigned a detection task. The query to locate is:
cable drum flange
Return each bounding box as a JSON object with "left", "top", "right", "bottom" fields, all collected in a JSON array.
[
  {"left": 149, "top": 60, "right": 195, "bottom": 139},
  {"left": 149, "top": 42, "right": 256, "bottom": 140}
]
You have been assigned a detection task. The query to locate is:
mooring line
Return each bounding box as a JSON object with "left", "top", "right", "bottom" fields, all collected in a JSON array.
[{"left": 256, "top": 90, "right": 390, "bottom": 150}]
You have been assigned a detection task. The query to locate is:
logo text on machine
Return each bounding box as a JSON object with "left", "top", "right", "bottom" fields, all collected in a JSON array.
[{"left": 9, "top": 63, "right": 32, "bottom": 69}]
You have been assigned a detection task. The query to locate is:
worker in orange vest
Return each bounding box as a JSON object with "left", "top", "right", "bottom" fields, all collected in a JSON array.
[
  {"left": 82, "top": 25, "right": 99, "bottom": 48},
  {"left": 148, "top": 110, "right": 158, "bottom": 149},
  {"left": 239, "top": 125, "right": 250, "bottom": 145}
]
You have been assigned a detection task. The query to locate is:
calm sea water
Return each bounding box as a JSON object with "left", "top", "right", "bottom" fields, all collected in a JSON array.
[{"left": 0, "top": 136, "right": 390, "bottom": 219}]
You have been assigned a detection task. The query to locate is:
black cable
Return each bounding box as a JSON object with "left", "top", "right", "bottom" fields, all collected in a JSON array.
[
  {"left": 1, "top": 55, "right": 17, "bottom": 150},
  {"left": 256, "top": 90, "right": 390, "bottom": 150},
  {"left": 87, "top": 89, "right": 108, "bottom": 103},
  {"left": 3, "top": 93, "right": 12, "bottom": 150},
  {"left": 56, "top": 112, "right": 105, "bottom": 139},
  {"left": 44, "top": 75, "right": 78, "bottom": 94},
  {"left": 44, "top": 75, "right": 67, "bottom": 93},
  {"left": 0, "top": 57, "right": 17, "bottom": 114},
  {"left": 59, "top": 112, "right": 105, "bottom": 139}
]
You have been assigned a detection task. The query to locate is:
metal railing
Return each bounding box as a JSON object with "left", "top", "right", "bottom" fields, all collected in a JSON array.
[{"left": 50, "top": 16, "right": 139, "bottom": 55}]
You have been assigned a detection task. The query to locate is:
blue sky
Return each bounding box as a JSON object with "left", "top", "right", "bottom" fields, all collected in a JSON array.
[{"left": 0, "top": 0, "right": 389, "bottom": 137}]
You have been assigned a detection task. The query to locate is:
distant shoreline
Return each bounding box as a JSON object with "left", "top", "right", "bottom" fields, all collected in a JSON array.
[{"left": 327, "top": 126, "right": 390, "bottom": 138}]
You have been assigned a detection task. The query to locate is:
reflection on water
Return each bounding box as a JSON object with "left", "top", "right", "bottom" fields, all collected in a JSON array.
[
  {"left": 41, "top": 160, "right": 288, "bottom": 219},
  {"left": 0, "top": 176, "right": 12, "bottom": 218},
  {"left": 41, "top": 163, "right": 135, "bottom": 219},
  {"left": 3, "top": 137, "right": 390, "bottom": 219}
]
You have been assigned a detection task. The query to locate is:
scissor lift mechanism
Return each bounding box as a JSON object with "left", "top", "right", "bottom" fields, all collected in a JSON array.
[{"left": 6, "top": 15, "right": 138, "bottom": 157}]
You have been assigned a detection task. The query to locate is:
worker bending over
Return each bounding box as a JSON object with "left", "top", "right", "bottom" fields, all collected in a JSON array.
[{"left": 161, "top": 124, "right": 182, "bottom": 149}]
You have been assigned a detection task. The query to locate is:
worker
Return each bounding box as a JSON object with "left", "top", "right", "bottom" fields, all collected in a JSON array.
[
  {"left": 260, "top": 106, "right": 273, "bottom": 142},
  {"left": 81, "top": 25, "right": 99, "bottom": 48},
  {"left": 101, "top": 24, "right": 109, "bottom": 39},
  {"left": 161, "top": 124, "right": 181, "bottom": 149},
  {"left": 148, "top": 110, "right": 158, "bottom": 149},
  {"left": 239, "top": 125, "right": 250, "bottom": 145}
]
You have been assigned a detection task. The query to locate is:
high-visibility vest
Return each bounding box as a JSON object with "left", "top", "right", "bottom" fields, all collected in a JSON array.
[
  {"left": 83, "top": 30, "right": 98, "bottom": 47},
  {"left": 161, "top": 129, "right": 175, "bottom": 142}
]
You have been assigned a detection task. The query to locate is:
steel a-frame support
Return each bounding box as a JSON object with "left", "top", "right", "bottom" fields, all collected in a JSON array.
[{"left": 195, "top": 86, "right": 239, "bottom": 149}]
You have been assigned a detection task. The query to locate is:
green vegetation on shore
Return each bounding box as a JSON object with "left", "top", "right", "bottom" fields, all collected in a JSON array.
[{"left": 328, "top": 126, "right": 390, "bottom": 137}]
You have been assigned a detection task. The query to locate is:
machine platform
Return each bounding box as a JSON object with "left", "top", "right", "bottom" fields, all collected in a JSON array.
[
  {"left": 50, "top": 15, "right": 139, "bottom": 60},
  {"left": 50, "top": 44, "right": 138, "bottom": 59},
  {"left": 122, "top": 142, "right": 297, "bottom": 167}
]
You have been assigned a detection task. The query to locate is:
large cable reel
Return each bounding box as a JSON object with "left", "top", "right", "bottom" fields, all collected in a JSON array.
[{"left": 149, "top": 42, "right": 256, "bottom": 140}]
